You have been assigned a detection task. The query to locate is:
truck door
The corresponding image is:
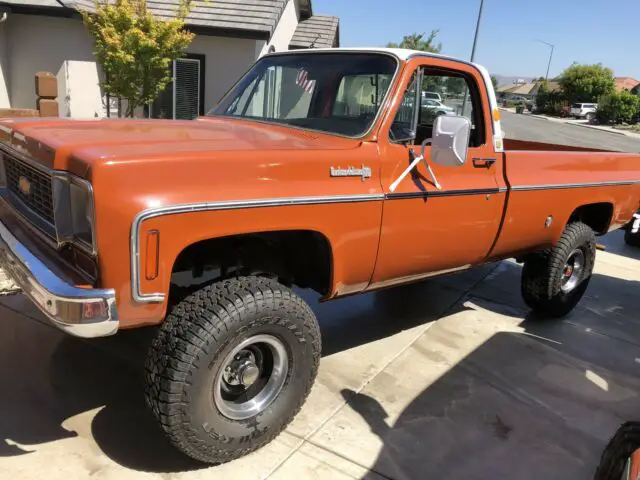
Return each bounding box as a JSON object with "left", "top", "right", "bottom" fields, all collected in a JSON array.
[{"left": 369, "top": 58, "right": 506, "bottom": 289}]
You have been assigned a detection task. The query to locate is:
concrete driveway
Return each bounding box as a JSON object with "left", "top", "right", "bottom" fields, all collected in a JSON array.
[{"left": 1, "top": 229, "right": 639, "bottom": 479}]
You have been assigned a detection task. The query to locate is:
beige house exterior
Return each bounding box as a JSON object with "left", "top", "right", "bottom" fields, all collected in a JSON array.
[{"left": 0, "top": 0, "right": 339, "bottom": 118}]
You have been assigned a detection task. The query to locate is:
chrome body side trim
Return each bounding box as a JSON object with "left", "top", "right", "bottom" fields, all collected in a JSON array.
[
  {"left": 0, "top": 219, "right": 118, "bottom": 338},
  {"left": 511, "top": 180, "right": 640, "bottom": 191},
  {"left": 386, "top": 187, "right": 504, "bottom": 200},
  {"left": 131, "top": 194, "right": 385, "bottom": 303}
]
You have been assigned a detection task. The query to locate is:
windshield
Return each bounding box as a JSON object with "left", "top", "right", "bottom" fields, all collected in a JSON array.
[{"left": 209, "top": 53, "right": 398, "bottom": 138}]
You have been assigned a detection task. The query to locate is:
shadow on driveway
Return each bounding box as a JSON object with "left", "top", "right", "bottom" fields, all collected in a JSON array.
[
  {"left": 342, "top": 272, "right": 640, "bottom": 480},
  {"left": 0, "top": 274, "right": 475, "bottom": 473}
]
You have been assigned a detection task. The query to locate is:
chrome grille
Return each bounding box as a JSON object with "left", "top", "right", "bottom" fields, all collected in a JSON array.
[{"left": 2, "top": 153, "right": 55, "bottom": 226}]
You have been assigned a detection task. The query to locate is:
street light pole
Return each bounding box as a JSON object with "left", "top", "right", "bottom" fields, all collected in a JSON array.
[
  {"left": 470, "top": 0, "right": 485, "bottom": 63},
  {"left": 461, "top": 0, "right": 485, "bottom": 116},
  {"left": 536, "top": 39, "right": 555, "bottom": 81}
]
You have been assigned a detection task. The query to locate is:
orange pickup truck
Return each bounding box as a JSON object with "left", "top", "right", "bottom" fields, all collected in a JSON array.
[{"left": 0, "top": 48, "right": 639, "bottom": 463}]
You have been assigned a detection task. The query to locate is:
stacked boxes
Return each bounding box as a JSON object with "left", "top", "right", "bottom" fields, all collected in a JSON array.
[{"left": 35, "top": 72, "right": 58, "bottom": 117}]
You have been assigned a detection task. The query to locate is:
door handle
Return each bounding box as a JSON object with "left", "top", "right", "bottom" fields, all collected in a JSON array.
[{"left": 472, "top": 157, "right": 496, "bottom": 168}]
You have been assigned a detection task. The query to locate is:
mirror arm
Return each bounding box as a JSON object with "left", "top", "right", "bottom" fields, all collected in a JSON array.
[
  {"left": 389, "top": 139, "right": 432, "bottom": 192},
  {"left": 423, "top": 158, "right": 442, "bottom": 191}
]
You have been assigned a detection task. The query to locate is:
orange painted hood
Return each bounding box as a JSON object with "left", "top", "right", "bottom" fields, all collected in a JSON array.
[{"left": 0, "top": 116, "right": 360, "bottom": 178}]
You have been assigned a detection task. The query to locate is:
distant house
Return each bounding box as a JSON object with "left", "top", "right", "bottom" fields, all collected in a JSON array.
[
  {"left": 496, "top": 80, "right": 563, "bottom": 102},
  {"left": 0, "top": 0, "right": 340, "bottom": 119},
  {"left": 496, "top": 82, "right": 538, "bottom": 101},
  {"left": 614, "top": 77, "right": 640, "bottom": 92}
]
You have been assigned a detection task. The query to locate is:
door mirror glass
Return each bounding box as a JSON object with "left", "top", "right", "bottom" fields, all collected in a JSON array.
[{"left": 429, "top": 115, "right": 470, "bottom": 167}]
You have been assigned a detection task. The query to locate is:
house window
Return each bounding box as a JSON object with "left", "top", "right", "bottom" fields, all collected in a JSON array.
[{"left": 148, "top": 54, "right": 206, "bottom": 120}]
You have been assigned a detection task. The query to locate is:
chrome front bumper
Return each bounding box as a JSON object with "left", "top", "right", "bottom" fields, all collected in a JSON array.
[{"left": 0, "top": 220, "right": 119, "bottom": 338}]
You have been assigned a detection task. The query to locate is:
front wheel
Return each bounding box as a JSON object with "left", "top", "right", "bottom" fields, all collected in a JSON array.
[
  {"left": 521, "top": 222, "right": 596, "bottom": 318},
  {"left": 594, "top": 422, "right": 640, "bottom": 480},
  {"left": 144, "top": 276, "right": 321, "bottom": 464}
]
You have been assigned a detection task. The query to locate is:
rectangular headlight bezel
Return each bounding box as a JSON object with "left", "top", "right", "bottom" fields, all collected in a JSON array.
[{"left": 52, "top": 172, "right": 97, "bottom": 256}]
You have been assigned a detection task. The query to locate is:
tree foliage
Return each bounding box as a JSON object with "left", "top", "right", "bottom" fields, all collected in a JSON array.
[
  {"left": 558, "top": 63, "right": 615, "bottom": 104},
  {"left": 596, "top": 90, "right": 640, "bottom": 124},
  {"left": 490, "top": 75, "right": 498, "bottom": 91},
  {"left": 387, "top": 31, "right": 442, "bottom": 53},
  {"left": 447, "top": 76, "right": 465, "bottom": 95},
  {"left": 535, "top": 81, "right": 567, "bottom": 116},
  {"left": 80, "top": 0, "right": 195, "bottom": 117}
]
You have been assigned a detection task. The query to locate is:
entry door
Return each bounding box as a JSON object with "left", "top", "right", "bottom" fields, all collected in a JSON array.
[{"left": 369, "top": 62, "right": 505, "bottom": 289}]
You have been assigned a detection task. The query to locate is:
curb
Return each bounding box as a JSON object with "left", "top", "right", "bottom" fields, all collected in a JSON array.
[
  {"left": 568, "top": 122, "right": 627, "bottom": 136},
  {"left": 567, "top": 122, "right": 640, "bottom": 139}
]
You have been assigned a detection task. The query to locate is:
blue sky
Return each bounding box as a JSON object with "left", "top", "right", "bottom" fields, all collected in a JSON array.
[{"left": 313, "top": 0, "right": 640, "bottom": 80}]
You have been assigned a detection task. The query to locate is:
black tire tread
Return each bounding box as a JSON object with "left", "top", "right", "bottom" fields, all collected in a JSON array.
[
  {"left": 522, "top": 221, "right": 595, "bottom": 318},
  {"left": 594, "top": 421, "right": 640, "bottom": 479},
  {"left": 625, "top": 229, "right": 640, "bottom": 247},
  {"left": 144, "top": 276, "right": 321, "bottom": 464}
]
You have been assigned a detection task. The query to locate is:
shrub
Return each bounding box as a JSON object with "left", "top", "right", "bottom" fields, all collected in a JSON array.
[
  {"left": 535, "top": 84, "right": 567, "bottom": 116},
  {"left": 596, "top": 91, "right": 640, "bottom": 124}
]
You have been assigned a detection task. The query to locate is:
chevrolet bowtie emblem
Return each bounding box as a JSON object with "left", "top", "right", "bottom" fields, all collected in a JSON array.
[{"left": 18, "top": 176, "right": 31, "bottom": 196}]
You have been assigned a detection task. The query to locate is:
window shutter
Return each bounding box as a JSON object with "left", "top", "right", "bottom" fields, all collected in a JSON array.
[{"left": 174, "top": 58, "right": 200, "bottom": 120}]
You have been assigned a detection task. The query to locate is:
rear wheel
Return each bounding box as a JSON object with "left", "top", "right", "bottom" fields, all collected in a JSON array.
[
  {"left": 144, "top": 276, "right": 321, "bottom": 464},
  {"left": 521, "top": 222, "right": 596, "bottom": 318},
  {"left": 625, "top": 229, "right": 640, "bottom": 247},
  {"left": 586, "top": 112, "right": 595, "bottom": 122}
]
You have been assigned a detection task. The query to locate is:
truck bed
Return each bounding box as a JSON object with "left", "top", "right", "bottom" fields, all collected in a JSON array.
[{"left": 488, "top": 145, "right": 640, "bottom": 260}]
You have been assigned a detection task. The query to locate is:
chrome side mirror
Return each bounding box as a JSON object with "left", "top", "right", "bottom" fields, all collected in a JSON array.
[
  {"left": 430, "top": 115, "right": 470, "bottom": 167},
  {"left": 388, "top": 115, "right": 471, "bottom": 193}
]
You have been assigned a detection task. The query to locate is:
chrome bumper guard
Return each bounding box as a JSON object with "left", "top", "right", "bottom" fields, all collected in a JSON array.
[{"left": 0, "top": 220, "right": 118, "bottom": 338}]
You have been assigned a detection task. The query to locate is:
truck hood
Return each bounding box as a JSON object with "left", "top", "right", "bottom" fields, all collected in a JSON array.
[{"left": 0, "top": 116, "right": 360, "bottom": 177}]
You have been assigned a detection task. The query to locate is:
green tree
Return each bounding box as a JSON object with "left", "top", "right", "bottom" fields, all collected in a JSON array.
[
  {"left": 596, "top": 90, "right": 640, "bottom": 124},
  {"left": 535, "top": 81, "right": 567, "bottom": 115},
  {"left": 447, "top": 76, "right": 465, "bottom": 95},
  {"left": 387, "top": 30, "right": 442, "bottom": 53},
  {"left": 80, "top": 0, "right": 195, "bottom": 117},
  {"left": 558, "top": 63, "right": 615, "bottom": 104},
  {"left": 491, "top": 75, "right": 498, "bottom": 91}
]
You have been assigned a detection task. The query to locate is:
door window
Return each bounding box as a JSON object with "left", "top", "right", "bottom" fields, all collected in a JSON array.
[{"left": 390, "top": 68, "right": 485, "bottom": 147}]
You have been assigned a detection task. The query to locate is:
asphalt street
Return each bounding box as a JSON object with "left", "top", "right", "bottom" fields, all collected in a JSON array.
[{"left": 501, "top": 111, "right": 640, "bottom": 152}]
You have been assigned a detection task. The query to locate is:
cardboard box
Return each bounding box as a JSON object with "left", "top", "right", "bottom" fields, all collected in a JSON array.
[
  {"left": 37, "top": 98, "right": 59, "bottom": 117},
  {"left": 35, "top": 72, "right": 58, "bottom": 99}
]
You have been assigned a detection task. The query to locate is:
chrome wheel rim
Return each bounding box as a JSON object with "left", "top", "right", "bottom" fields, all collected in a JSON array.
[
  {"left": 561, "top": 249, "right": 585, "bottom": 293},
  {"left": 213, "top": 334, "right": 288, "bottom": 421}
]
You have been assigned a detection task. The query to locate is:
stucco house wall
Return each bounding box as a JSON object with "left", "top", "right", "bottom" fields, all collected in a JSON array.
[{"left": 0, "top": 0, "right": 339, "bottom": 116}]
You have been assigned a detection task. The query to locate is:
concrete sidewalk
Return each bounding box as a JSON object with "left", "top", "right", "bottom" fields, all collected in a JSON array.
[{"left": 1, "top": 230, "right": 640, "bottom": 479}]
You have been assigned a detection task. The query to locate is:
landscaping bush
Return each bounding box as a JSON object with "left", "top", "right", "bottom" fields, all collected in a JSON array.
[
  {"left": 596, "top": 91, "right": 640, "bottom": 124},
  {"left": 535, "top": 83, "right": 567, "bottom": 116}
]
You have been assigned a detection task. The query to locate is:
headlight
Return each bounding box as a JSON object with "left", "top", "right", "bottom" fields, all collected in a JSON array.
[{"left": 52, "top": 172, "right": 96, "bottom": 255}]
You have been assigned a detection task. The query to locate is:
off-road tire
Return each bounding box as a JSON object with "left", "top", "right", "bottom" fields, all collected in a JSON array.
[
  {"left": 144, "top": 276, "right": 321, "bottom": 464},
  {"left": 521, "top": 222, "right": 596, "bottom": 318},
  {"left": 624, "top": 229, "right": 640, "bottom": 247},
  {"left": 594, "top": 422, "right": 640, "bottom": 480}
]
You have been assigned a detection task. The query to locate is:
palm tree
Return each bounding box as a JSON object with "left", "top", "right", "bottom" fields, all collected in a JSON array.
[{"left": 386, "top": 30, "right": 442, "bottom": 53}]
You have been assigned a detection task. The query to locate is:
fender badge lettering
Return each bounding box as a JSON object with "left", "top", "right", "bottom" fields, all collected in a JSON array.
[{"left": 330, "top": 165, "right": 372, "bottom": 181}]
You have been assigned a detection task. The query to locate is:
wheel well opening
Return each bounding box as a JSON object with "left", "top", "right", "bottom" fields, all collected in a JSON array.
[
  {"left": 568, "top": 203, "right": 613, "bottom": 235},
  {"left": 169, "top": 231, "right": 332, "bottom": 304}
]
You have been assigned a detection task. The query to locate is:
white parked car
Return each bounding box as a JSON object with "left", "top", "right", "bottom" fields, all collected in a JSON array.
[
  {"left": 421, "top": 98, "right": 454, "bottom": 116},
  {"left": 422, "top": 91, "right": 442, "bottom": 102},
  {"left": 570, "top": 103, "right": 597, "bottom": 120}
]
